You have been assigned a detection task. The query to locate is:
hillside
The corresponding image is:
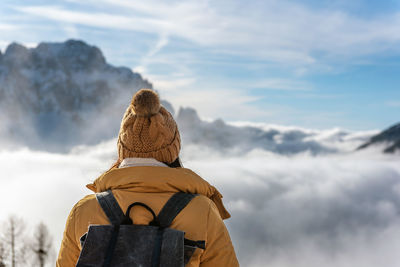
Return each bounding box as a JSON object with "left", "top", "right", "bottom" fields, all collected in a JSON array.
[{"left": 357, "top": 122, "right": 400, "bottom": 153}]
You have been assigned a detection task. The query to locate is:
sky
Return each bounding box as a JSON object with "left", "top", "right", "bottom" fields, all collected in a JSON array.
[{"left": 1, "top": 0, "right": 400, "bottom": 130}]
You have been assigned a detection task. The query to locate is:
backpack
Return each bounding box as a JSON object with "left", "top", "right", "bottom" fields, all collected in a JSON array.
[{"left": 76, "top": 190, "right": 206, "bottom": 267}]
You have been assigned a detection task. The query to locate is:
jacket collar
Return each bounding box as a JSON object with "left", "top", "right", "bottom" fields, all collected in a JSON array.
[{"left": 86, "top": 165, "right": 231, "bottom": 220}]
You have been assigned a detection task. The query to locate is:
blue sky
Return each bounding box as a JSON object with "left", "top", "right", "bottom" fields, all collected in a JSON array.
[{"left": 1, "top": 0, "right": 399, "bottom": 130}]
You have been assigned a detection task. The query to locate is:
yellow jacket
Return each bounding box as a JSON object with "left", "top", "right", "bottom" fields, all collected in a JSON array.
[{"left": 56, "top": 165, "right": 239, "bottom": 266}]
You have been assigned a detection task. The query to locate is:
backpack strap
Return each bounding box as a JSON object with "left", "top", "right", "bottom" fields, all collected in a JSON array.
[
  {"left": 96, "top": 190, "right": 130, "bottom": 225},
  {"left": 151, "top": 192, "right": 197, "bottom": 267},
  {"left": 157, "top": 192, "right": 197, "bottom": 228}
]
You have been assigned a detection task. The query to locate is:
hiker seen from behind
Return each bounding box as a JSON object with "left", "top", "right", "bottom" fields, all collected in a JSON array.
[{"left": 56, "top": 89, "right": 239, "bottom": 266}]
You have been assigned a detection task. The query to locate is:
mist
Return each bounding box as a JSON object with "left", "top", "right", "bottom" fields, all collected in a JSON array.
[
  {"left": 1, "top": 137, "right": 399, "bottom": 266},
  {"left": 183, "top": 146, "right": 400, "bottom": 266}
]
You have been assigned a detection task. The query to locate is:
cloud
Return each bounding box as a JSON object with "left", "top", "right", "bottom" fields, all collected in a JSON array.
[
  {"left": 152, "top": 76, "right": 197, "bottom": 91},
  {"left": 63, "top": 24, "right": 79, "bottom": 38},
  {"left": 0, "top": 137, "right": 399, "bottom": 266},
  {"left": 13, "top": 1, "right": 400, "bottom": 65},
  {"left": 0, "top": 23, "right": 18, "bottom": 31},
  {"left": 245, "top": 78, "right": 312, "bottom": 91},
  {"left": 134, "top": 33, "right": 170, "bottom": 77},
  {"left": 147, "top": 33, "right": 169, "bottom": 57},
  {"left": 172, "top": 89, "right": 269, "bottom": 121},
  {"left": 182, "top": 146, "right": 400, "bottom": 267},
  {"left": 14, "top": 6, "right": 142, "bottom": 31}
]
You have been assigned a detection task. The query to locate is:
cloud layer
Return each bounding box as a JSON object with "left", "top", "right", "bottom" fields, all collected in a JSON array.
[
  {"left": 184, "top": 147, "right": 400, "bottom": 266},
  {"left": 1, "top": 135, "right": 399, "bottom": 266}
]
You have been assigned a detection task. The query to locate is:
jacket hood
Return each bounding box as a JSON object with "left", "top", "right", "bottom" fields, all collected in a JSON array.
[{"left": 86, "top": 166, "right": 231, "bottom": 219}]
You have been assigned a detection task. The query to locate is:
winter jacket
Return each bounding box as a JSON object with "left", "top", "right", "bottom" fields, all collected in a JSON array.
[{"left": 56, "top": 160, "right": 239, "bottom": 267}]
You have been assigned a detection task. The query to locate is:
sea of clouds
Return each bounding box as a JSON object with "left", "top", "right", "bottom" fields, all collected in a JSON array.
[
  {"left": 1, "top": 127, "right": 400, "bottom": 266},
  {"left": 184, "top": 146, "right": 400, "bottom": 267}
]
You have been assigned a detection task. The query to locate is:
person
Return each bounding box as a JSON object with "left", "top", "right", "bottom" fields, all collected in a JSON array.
[{"left": 56, "top": 89, "right": 239, "bottom": 266}]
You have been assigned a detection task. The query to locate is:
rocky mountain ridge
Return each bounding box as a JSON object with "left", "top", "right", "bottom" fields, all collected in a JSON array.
[
  {"left": 0, "top": 39, "right": 390, "bottom": 155},
  {"left": 357, "top": 122, "right": 400, "bottom": 153},
  {"left": 175, "top": 107, "right": 376, "bottom": 155},
  {"left": 0, "top": 40, "right": 152, "bottom": 151}
]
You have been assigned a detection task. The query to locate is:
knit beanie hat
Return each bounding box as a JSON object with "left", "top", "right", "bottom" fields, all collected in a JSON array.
[{"left": 117, "top": 89, "right": 181, "bottom": 164}]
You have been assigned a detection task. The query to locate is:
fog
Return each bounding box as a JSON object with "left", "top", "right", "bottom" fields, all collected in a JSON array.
[
  {"left": 1, "top": 134, "right": 399, "bottom": 266},
  {"left": 183, "top": 146, "right": 400, "bottom": 266}
]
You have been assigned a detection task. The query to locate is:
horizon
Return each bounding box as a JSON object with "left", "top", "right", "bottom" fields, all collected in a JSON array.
[{"left": 1, "top": 0, "right": 399, "bottom": 131}]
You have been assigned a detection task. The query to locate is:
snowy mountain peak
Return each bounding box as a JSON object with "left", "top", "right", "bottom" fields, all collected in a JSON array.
[
  {"left": 1, "top": 43, "right": 30, "bottom": 67},
  {"left": 37, "top": 39, "right": 106, "bottom": 70},
  {"left": 177, "top": 107, "right": 202, "bottom": 125},
  {"left": 0, "top": 39, "right": 152, "bottom": 151},
  {"left": 1, "top": 40, "right": 107, "bottom": 71},
  {"left": 4, "top": 42, "right": 30, "bottom": 58}
]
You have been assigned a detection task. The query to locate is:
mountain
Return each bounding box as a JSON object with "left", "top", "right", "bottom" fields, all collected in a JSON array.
[
  {"left": 357, "top": 122, "right": 400, "bottom": 153},
  {"left": 0, "top": 40, "right": 153, "bottom": 151},
  {"left": 176, "top": 107, "right": 373, "bottom": 155},
  {"left": 0, "top": 39, "right": 375, "bottom": 155}
]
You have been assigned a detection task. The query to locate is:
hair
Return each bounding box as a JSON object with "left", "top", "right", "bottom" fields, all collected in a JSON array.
[{"left": 164, "top": 157, "right": 183, "bottom": 168}]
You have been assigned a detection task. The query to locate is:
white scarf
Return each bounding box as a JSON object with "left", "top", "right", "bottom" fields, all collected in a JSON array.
[{"left": 119, "top": 157, "right": 168, "bottom": 168}]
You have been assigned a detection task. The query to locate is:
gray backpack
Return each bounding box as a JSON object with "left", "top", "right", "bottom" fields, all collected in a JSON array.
[{"left": 76, "top": 190, "right": 206, "bottom": 267}]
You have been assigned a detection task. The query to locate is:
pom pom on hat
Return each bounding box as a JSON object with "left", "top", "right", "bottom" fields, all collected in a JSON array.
[
  {"left": 118, "top": 88, "right": 181, "bottom": 163},
  {"left": 131, "top": 89, "right": 161, "bottom": 117}
]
